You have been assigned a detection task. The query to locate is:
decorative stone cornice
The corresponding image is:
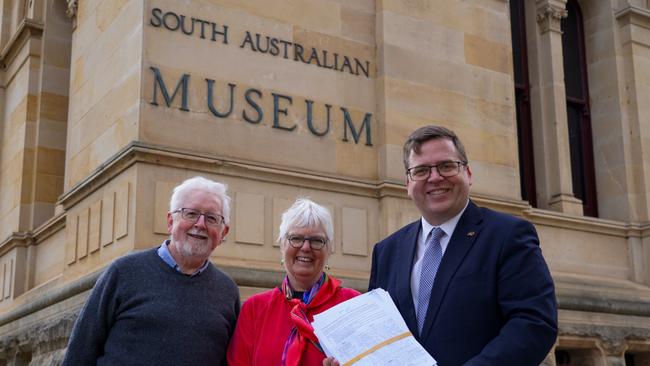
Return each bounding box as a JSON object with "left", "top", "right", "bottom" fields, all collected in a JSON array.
[
  {"left": 536, "top": 1, "right": 568, "bottom": 34},
  {"left": 31, "top": 213, "right": 66, "bottom": 246},
  {"left": 65, "top": 0, "right": 78, "bottom": 29},
  {"left": 57, "top": 141, "right": 384, "bottom": 211},
  {"left": 0, "top": 232, "right": 33, "bottom": 258},
  {"left": 526, "top": 207, "right": 645, "bottom": 238},
  {"left": 0, "top": 19, "right": 44, "bottom": 69},
  {"left": 57, "top": 142, "right": 650, "bottom": 240},
  {"left": 0, "top": 214, "right": 65, "bottom": 257},
  {"left": 615, "top": 5, "right": 650, "bottom": 31}
]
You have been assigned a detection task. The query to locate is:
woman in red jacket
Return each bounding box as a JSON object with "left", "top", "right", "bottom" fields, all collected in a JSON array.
[{"left": 227, "top": 198, "right": 360, "bottom": 365}]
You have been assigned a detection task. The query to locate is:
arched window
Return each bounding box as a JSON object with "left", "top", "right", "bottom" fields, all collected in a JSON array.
[{"left": 561, "top": 0, "right": 598, "bottom": 217}]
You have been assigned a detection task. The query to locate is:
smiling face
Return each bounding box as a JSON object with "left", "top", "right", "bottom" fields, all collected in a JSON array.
[
  {"left": 281, "top": 226, "right": 330, "bottom": 291},
  {"left": 406, "top": 138, "right": 472, "bottom": 226},
  {"left": 167, "top": 189, "right": 229, "bottom": 262}
]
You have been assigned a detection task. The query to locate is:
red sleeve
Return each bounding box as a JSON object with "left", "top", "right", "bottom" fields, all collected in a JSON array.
[
  {"left": 227, "top": 299, "right": 257, "bottom": 366},
  {"left": 340, "top": 287, "right": 361, "bottom": 301}
]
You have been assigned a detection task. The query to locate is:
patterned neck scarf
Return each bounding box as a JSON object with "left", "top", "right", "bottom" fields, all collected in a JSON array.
[{"left": 280, "top": 273, "right": 329, "bottom": 366}]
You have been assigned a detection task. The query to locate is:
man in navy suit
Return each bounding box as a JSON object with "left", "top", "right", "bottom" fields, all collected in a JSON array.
[{"left": 369, "top": 125, "right": 557, "bottom": 365}]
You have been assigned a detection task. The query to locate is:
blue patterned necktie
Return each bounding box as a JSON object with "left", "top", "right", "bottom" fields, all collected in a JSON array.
[{"left": 417, "top": 227, "right": 445, "bottom": 334}]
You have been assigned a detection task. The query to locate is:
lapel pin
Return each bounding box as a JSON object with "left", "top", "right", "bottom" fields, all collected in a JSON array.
[{"left": 467, "top": 231, "right": 476, "bottom": 237}]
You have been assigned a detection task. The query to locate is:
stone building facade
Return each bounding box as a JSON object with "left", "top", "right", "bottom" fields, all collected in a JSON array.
[{"left": 0, "top": 0, "right": 649, "bottom": 365}]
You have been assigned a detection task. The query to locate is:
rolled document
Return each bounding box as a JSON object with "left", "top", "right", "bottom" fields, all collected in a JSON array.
[{"left": 312, "top": 288, "right": 437, "bottom": 366}]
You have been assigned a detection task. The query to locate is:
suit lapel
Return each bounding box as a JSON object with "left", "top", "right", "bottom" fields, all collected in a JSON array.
[
  {"left": 394, "top": 221, "right": 421, "bottom": 336},
  {"left": 420, "top": 201, "right": 484, "bottom": 340}
]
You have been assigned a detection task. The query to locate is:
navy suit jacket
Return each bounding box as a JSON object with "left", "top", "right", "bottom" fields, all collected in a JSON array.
[{"left": 369, "top": 201, "right": 557, "bottom": 366}]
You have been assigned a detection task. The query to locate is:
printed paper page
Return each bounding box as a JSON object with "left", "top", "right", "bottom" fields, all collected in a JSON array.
[{"left": 312, "top": 288, "right": 436, "bottom": 366}]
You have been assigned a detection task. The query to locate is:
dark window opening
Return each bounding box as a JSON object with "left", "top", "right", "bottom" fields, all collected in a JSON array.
[
  {"left": 561, "top": 0, "right": 598, "bottom": 217},
  {"left": 509, "top": 0, "right": 537, "bottom": 207},
  {"left": 555, "top": 350, "right": 571, "bottom": 366}
]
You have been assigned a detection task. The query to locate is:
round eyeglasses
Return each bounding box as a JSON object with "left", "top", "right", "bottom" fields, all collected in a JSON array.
[
  {"left": 172, "top": 208, "right": 225, "bottom": 226},
  {"left": 407, "top": 161, "right": 467, "bottom": 181},
  {"left": 286, "top": 235, "right": 328, "bottom": 250}
]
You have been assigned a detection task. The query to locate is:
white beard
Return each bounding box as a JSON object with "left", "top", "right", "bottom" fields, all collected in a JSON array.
[{"left": 174, "top": 231, "right": 213, "bottom": 259}]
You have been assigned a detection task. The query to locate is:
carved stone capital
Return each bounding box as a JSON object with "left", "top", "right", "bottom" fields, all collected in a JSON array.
[
  {"left": 65, "top": 0, "right": 78, "bottom": 29},
  {"left": 597, "top": 338, "right": 628, "bottom": 357},
  {"left": 0, "top": 311, "right": 76, "bottom": 358},
  {"left": 65, "top": 0, "right": 77, "bottom": 18},
  {"left": 536, "top": 1, "right": 568, "bottom": 34}
]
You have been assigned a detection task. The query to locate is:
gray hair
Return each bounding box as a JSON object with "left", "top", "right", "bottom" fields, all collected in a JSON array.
[
  {"left": 277, "top": 198, "right": 334, "bottom": 247},
  {"left": 169, "top": 176, "right": 231, "bottom": 224}
]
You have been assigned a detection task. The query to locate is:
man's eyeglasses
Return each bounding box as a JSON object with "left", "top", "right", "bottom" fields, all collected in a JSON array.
[
  {"left": 287, "top": 235, "right": 328, "bottom": 250},
  {"left": 172, "top": 208, "right": 225, "bottom": 226},
  {"left": 407, "top": 161, "right": 467, "bottom": 181}
]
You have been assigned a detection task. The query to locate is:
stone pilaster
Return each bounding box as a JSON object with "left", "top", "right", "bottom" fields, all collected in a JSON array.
[
  {"left": 614, "top": 2, "right": 650, "bottom": 222},
  {"left": 614, "top": 3, "right": 650, "bottom": 286},
  {"left": 527, "top": 0, "right": 584, "bottom": 215}
]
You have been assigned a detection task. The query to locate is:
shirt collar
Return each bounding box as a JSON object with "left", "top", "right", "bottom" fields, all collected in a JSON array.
[
  {"left": 157, "top": 240, "right": 210, "bottom": 277},
  {"left": 420, "top": 199, "right": 469, "bottom": 239}
]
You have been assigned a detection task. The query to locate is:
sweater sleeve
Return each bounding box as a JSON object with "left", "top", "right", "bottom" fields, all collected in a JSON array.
[
  {"left": 61, "top": 264, "right": 121, "bottom": 365},
  {"left": 227, "top": 298, "right": 257, "bottom": 366}
]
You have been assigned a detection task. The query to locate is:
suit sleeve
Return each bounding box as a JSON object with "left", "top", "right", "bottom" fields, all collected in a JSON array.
[
  {"left": 368, "top": 242, "right": 380, "bottom": 291},
  {"left": 464, "top": 220, "right": 558, "bottom": 366},
  {"left": 61, "top": 265, "right": 121, "bottom": 365}
]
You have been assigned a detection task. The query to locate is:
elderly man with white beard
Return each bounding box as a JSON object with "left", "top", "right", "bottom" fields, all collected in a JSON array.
[{"left": 62, "top": 176, "right": 240, "bottom": 366}]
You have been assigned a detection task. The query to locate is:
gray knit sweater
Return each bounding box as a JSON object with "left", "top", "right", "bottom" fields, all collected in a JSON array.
[{"left": 62, "top": 247, "right": 240, "bottom": 366}]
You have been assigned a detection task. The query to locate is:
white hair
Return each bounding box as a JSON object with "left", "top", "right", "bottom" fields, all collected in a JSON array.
[
  {"left": 169, "top": 176, "right": 231, "bottom": 224},
  {"left": 277, "top": 198, "right": 334, "bottom": 247}
]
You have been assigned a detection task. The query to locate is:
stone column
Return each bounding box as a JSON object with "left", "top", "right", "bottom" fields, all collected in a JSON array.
[
  {"left": 614, "top": 2, "right": 650, "bottom": 287},
  {"left": 527, "top": 0, "right": 584, "bottom": 215}
]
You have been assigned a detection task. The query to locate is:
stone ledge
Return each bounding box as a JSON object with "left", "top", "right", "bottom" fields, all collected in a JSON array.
[
  {"left": 0, "top": 19, "right": 43, "bottom": 70},
  {"left": 526, "top": 207, "right": 647, "bottom": 238},
  {"left": 559, "top": 311, "right": 650, "bottom": 344},
  {"left": 555, "top": 272, "right": 650, "bottom": 318},
  {"left": 615, "top": 5, "right": 650, "bottom": 30},
  {"left": 0, "top": 260, "right": 368, "bottom": 330},
  {"left": 558, "top": 289, "right": 650, "bottom": 318},
  {"left": 2, "top": 260, "right": 649, "bottom": 332},
  {"left": 58, "top": 141, "right": 649, "bottom": 240},
  {"left": 0, "top": 214, "right": 65, "bottom": 258},
  {"left": 59, "top": 141, "right": 385, "bottom": 210},
  {"left": 0, "top": 232, "right": 33, "bottom": 258},
  {"left": 0, "top": 269, "right": 101, "bottom": 329}
]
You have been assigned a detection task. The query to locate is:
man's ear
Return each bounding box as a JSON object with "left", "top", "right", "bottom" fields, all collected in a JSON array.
[
  {"left": 220, "top": 225, "right": 230, "bottom": 241},
  {"left": 167, "top": 212, "right": 174, "bottom": 234}
]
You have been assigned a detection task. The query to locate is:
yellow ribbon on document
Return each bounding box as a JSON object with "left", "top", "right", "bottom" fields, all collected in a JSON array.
[{"left": 342, "top": 331, "right": 412, "bottom": 366}]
